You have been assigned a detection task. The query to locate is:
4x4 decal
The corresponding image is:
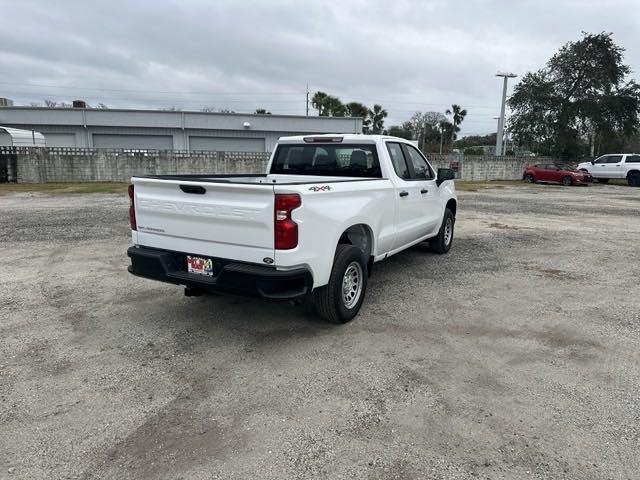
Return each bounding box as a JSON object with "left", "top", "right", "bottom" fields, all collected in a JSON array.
[{"left": 308, "top": 185, "right": 331, "bottom": 192}]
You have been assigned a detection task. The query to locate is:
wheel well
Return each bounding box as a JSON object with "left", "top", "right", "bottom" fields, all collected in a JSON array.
[
  {"left": 338, "top": 224, "right": 374, "bottom": 274},
  {"left": 446, "top": 199, "right": 457, "bottom": 217},
  {"left": 627, "top": 169, "right": 640, "bottom": 177},
  {"left": 338, "top": 224, "right": 373, "bottom": 257}
]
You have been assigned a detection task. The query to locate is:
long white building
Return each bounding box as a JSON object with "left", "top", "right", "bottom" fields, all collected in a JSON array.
[{"left": 0, "top": 106, "right": 363, "bottom": 151}]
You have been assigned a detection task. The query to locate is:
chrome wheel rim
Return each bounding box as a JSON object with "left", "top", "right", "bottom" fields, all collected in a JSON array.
[
  {"left": 342, "top": 262, "right": 363, "bottom": 309},
  {"left": 444, "top": 218, "right": 453, "bottom": 246}
]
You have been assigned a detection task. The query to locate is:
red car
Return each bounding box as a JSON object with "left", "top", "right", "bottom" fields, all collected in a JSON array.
[{"left": 523, "top": 163, "right": 593, "bottom": 186}]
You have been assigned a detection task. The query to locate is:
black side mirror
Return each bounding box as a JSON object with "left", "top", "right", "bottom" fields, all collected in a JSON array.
[{"left": 436, "top": 168, "right": 455, "bottom": 186}]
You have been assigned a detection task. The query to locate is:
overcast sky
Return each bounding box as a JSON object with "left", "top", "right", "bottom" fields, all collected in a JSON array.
[{"left": 1, "top": 0, "right": 639, "bottom": 135}]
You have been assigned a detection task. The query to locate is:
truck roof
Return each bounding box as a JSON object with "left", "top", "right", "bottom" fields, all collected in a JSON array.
[{"left": 277, "top": 134, "right": 410, "bottom": 143}]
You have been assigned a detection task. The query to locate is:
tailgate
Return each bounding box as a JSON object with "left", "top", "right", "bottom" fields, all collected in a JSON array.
[{"left": 132, "top": 178, "right": 275, "bottom": 264}]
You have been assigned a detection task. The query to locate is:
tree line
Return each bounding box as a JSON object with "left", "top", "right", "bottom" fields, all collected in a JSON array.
[
  {"left": 311, "top": 90, "right": 468, "bottom": 151},
  {"left": 508, "top": 32, "right": 640, "bottom": 159},
  {"left": 311, "top": 92, "right": 388, "bottom": 134}
]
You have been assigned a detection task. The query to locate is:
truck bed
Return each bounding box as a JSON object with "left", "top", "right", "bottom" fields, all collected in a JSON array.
[{"left": 134, "top": 173, "right": 384, "bottom": 185}]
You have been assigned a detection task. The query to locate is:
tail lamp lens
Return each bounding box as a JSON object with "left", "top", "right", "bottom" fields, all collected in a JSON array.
[
  {"left": 128, "top": 184, "right": 137, "bottom": 231},
  {"left": 274, "top": 193, "right": 301, "bottom": 250}
]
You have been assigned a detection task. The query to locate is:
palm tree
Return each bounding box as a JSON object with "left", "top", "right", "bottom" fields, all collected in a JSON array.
[
  {"left": 311, "top": 91, "right": 329, "bottom": 116},
  {"left": 345, "top": 102, "right": 371, "bottom": 133},
  {"left": 369, "top": 104, "right": 388, "bottom": 134},
  {"left": 445, "top": 104, "right": 467, "bottom": 143},
  {"left": 324, "top": 96, "right": 345, "bottom": 117}
]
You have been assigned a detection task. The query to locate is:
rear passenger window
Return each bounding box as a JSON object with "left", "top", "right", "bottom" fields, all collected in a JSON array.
[
  {"left": 386, "top": 143, "right": 410, "bottom": 179},
  {"left": 625, "top": 155, "right": 640, "bottom": 163},
  {"left": 404, "top": 145, "right": 434, "bottom": 179},
  {"left": 606, "top": 155, "right": 623, "bottom": 163}
]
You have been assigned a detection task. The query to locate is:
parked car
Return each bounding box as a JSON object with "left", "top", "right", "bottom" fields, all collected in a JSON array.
[
  {"left": 522, "top": 163, "right": 593, "bottom": 186},
  {"left": 576, "top": 154, "right": 640, "bottom": 186},
  {"left": 126, "top": 135, "right": 458, "bottom": 323}
]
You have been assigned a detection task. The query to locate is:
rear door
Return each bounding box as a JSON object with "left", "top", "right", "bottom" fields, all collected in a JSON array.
[
  {"left": 132, "top": 178, "right": 275, "bottom": 265},
  {"left": 401, "top": 144, "right": 441, "bottom": 235},
  {"left": 603, "top": 155, "right": 624, "bottom": 178},
  {"left": 385, "top": 142, "right": 427, "bottom": 249}
]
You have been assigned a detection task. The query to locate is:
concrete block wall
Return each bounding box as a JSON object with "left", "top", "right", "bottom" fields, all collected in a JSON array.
[
  {"left": 11, "top": 148, "right": 270, "bottom": 183},
  {"left": 426, "top": 153, "right": 551, "bottom": 181},
  {"left": 5, "top": 147, "right": 552, "bottom": 183}
]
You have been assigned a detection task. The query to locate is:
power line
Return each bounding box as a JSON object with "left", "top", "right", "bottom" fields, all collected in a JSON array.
[
  {"left": 0, "top": 81, "right": 305, "bottom": 96},
  {"left": 0, "top": 82, "right": 499, "bottom": 109}
]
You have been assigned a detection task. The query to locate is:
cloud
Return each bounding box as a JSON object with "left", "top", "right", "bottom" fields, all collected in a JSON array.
[{"left": 0, "top": 0, "right": 638, "bottom": 134}]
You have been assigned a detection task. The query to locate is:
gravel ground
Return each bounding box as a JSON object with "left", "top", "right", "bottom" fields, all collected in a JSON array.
[{"left": 1, "top": 184, "right": 639, "bottom": 480}]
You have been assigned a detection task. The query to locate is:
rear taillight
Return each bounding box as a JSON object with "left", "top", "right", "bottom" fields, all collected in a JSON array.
[
  {"left": 274, "top": 193, "right": 301, "bottom": 250},
  {"left": 128, "top": 184, "right": 137, "bottom": 231}
]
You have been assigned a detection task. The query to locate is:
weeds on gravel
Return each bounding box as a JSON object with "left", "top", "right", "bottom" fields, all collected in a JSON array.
[{"left": 0, "top": 182, "right": 129, "bottom": 196}]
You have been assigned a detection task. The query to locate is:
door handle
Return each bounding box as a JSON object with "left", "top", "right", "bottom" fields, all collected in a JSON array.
[
  {"left": 180, "top": 185, "right": 206, "bottom": 194},
  {"left": 399, "top": 191, "right": 409, "bottom": 197},
  {"left": 420, "top": 189, "right": 429, "bottom": 194}
]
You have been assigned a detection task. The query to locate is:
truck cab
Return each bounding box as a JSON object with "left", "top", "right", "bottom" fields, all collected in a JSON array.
[{"left": 577, "top": 154, "right": 640, "bottom": 186}]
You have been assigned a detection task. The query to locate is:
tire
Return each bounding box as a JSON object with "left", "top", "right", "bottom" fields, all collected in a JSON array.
[
  {"left": 596, "top": 178, "right": 609, "bottom": 184},
  {"left": 313, "top": 244, "right": 368, "bottom": 324},
  {"left": 429, "top": 208, "right": 455, "bottom": 254},
  {"left": 561, "top": 175, "right": 572, "bottom": 186},
  {"left": 628, "top": 172, "right": 640, "bottom": 187},
  {"left": 524, "top": 174, "right": 535, "bottom": 183}
]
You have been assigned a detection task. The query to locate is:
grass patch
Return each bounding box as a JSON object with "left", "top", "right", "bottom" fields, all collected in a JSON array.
[
  {"left": 454, "top": 180, "right": 530, "bottom": 192},
  {"left": 0, "top": 182, "right": 129, "bottom": 196}
]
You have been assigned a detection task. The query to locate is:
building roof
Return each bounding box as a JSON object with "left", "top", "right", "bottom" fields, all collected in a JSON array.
[
  {"left": 0, "top": 106, "right": 363, "bottom": 133},
  {"left": 0, "top": 105, "right": 362, "bottom": 121},
  {"left": 0, "top": 126, "right": 46, "bottom": 147}
]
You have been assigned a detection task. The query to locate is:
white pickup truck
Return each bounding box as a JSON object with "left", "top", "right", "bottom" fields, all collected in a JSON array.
[
  {"left": 127, "top": 134, "right": 458, "bottom": 323},
  {"left": 577, "top": 154, "right": 640, "bottom": 186}
]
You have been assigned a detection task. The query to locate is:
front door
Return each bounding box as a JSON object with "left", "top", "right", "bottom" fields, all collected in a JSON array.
[
  {"left": 592, "top": 155, "right": 618, "bottom": 178},
  {"left": 605, "top": 155, "right": 625, "bottom": 178},
  {"left": 536, "top": 164, "right": 555, "bottom": 182}
]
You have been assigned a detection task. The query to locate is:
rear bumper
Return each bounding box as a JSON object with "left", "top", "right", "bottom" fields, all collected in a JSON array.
[{"left": 127, "top": 246, "right": 313, "bottom": 300}]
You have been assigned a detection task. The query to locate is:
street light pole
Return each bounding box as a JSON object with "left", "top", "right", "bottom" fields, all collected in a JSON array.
[{"left": 495, "top": 72, "right": 517, "bottom": 156}]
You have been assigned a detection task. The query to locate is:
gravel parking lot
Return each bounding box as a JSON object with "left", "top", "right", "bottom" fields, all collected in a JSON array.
[{"left": 1, "top": 183, "right": 639, "bottom": 480}]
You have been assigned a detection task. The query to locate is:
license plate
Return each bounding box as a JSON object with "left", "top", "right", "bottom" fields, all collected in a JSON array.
[{"left": 186, "top": 256, "right": 213, "bottom": 276}]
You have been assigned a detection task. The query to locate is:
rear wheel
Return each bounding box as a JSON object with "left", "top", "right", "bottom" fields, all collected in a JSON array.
[
  {"left": 524, "top": 174, "right": 535, "bottom": 183},
  {"left": 596, "top": 178, "right": 609, "bottom": 184},
  {"left": 313, "top": 244, "right": 368, "bottom": 324},
  {"left": 562, "top": 175, "right": 572, "bottom": 186},
  {"left": 628, "top": 172, "right": 640, "bottom": 187},
  {"left": 429, "top": 208, "right": 455, "bottom": 254}
]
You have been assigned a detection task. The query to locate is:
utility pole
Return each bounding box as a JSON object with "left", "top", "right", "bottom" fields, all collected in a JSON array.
[
  {"left": 306, "top": 83, "right": 309, "bottom": 116},
  {"left": 495, "top": 72, "right": 517, "bottom": 156},
  {"left": 439, "top": 125, "right": 444, "bottom": 155}
]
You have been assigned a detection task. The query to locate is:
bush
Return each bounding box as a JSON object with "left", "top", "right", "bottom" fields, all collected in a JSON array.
[{"left": 464, "top": 147, "right": 486, "bottom": 155}]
